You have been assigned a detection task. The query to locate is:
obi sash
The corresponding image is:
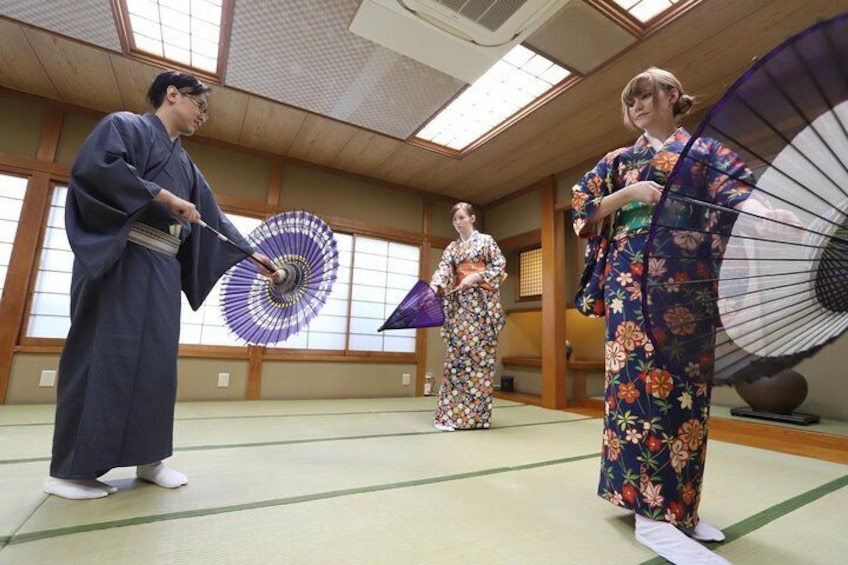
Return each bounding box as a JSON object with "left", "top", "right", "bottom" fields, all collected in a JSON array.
[
  {"left": 456, "top": 261, "right": 503, "bottom": 292},
  {"left": 127, "top": 222, "right": 180, "bottom": 257}
]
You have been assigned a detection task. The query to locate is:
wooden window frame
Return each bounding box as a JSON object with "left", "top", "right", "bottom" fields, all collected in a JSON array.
[
  {"left": 515, "top": 244, "right": 543, "bottom": 303},
  {"left": 12, "top": 180, "right": 423, "bottom": 363},
  {"left": 111, "top": 0, "right": 235, "bottom": 84},
  {"left": 585, "top": 0, "right": 703, "bottom": 38}
]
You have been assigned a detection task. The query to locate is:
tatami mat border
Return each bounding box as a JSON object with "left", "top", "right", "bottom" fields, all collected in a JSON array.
[
  {"left": 0, "top": 416, "right": 596, "bottom": 466},
  {"left": 0, "top": 403, "right": 531, "bottom": 427},
  {"left": 3, "top": 452, "right": 602, "bottom": 547}
]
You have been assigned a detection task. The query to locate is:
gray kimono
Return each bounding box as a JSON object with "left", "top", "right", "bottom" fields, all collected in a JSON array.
[{"left": 50, "top": 112, "right": 253, "bottom": 478}]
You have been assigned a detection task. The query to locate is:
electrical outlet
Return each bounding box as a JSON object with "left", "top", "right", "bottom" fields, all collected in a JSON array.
[
  {"left": 401, "top": 373, "right": 411, "bottom": 386},
  {"left": 217, "top": 372, "right": 230, "bottom": 388},
  {"left": 39, "top": 370, "right": 57, "bottom": 387}
]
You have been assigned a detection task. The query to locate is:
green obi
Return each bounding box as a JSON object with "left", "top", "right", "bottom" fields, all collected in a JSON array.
[{"left": 614, "top": 201, "right": 654, "bottom": 238}]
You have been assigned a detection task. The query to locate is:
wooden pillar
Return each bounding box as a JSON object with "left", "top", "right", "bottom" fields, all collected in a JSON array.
[
  {"left": 415, "top": 200, "right": 432, "bottom": 396},
  {"left": 246, "top": 345, "right": 265, "bottom": 400},
  {"left": 267, "top": 162, "right": 282, "bottom": 208},
  {"left": 540, "top": 176, "right": 567, "bottom": 409}
]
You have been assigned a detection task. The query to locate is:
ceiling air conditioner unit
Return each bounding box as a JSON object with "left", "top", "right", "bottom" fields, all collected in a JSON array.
[{"left": 350, "top": 0, "right": 571, "bottom": 84}]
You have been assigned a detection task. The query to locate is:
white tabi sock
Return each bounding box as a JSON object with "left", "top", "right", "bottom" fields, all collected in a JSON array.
[
  {"left": 635, "top": 514, "right": 732, "bottom": 565},
  {"left": 688, "top": 519, "right": 727, "bottom": 542},
  {"left": 137, "top": 461, "right": 188, "bottom": 488},
  {"left": 85, "top": 479, "right": 118, "bottom": 494},
  {"left": 433, "top": 422, "right": 455, "bottom": 432},
  {"left": 44, "top": 477, "right": 110, "bottom": 500}
]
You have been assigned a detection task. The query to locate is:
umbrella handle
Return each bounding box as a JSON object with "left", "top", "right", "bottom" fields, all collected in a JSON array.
[
  {"left": 198, "top": 220, "right": 285, "bottom": 282},
  {"left": 198, "top": 219, "right": 252, "bottom": 260}
]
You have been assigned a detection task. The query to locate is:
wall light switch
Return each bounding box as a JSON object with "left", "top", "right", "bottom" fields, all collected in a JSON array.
[
  {"left": 401, "top": 373, "right": 411, "bottom": 386},
  {"left": 39, "top": 370, "right": 57, "bottom": 387},
  {"left": 217, "top": 372, "right": 230, "bottom": 388}
]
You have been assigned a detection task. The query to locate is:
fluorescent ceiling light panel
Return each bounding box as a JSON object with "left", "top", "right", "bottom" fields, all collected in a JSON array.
[
  {"left": 613, "top": 0, "right": 679, "bottom": 24},
  {"left": 415, "top": 44, "right": 571, "bottom": 151},
  {"left": 126, "top": 0, "right": 223, "bottom": 73}
]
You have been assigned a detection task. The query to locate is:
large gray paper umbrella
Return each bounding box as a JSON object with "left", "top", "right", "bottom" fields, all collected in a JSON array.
[
  {"left": 219, "top": 210, "right": 338, "bottom": 345},
  {"left": 642, "top": 13, "right": 848, "bottom": 385}
]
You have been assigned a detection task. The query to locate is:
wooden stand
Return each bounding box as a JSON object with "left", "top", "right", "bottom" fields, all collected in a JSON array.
[{"left": 730, "top": 406, "right": 820, "bottom": 425}]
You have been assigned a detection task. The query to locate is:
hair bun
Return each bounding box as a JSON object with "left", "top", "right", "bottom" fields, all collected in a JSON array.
[{"left": 675, "top": 94, "right": 695, "bottom": 117}]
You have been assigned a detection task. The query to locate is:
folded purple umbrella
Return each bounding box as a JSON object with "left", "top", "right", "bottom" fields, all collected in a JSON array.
[
  {"left": 220, "top": 210, "right": 338, "bottom": 345},
  {"left": 379, "top": 280, "right": 445, "bottom": 332}
]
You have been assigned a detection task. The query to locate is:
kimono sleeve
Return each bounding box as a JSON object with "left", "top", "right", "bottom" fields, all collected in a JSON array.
[
  {"left": 705, "top": 140, "right": 755, "bottom": 209},
  {"left": 65, "top": 112, "right": 161, "bottom": 277},
  {"left": 179, "top": 163, "right": 255, "bottom": 311},
  {"left": 430, "top": 242, "right": 456, "bottom": 293},
  {"left": 71, "top": 112, "right": 163, "bottom": 213},
  {"left": 480, "top": 235, "right": 507, "bottom": 289},
  {"left": 572, "top": 154, "right": 613, "bottom": 237}
]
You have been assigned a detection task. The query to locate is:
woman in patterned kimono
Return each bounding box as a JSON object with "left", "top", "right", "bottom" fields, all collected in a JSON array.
[
  {"left": 430, "top": 202, "right": 506, "bottom": 432},
  {"left": 571, "top": 68, "right": 762, "bottom": 565},
  {"left": 44, "top": 71, "right": 279, "bottom": 500}
]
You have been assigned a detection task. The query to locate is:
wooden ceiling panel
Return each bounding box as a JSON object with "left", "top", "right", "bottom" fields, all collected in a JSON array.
[
  {"left": 0, "top": 19, "right": 59, "bottom": 99},
  {"left": 329, "top": 130, "right": 404, "bottom": 176},
  {"left": 286, "top": 114, "right": 361, "bottom": 164},
  {"left": 198, "top": 87, "right": 250, "bottom": 146},
  {"left": 22, "top": 28, "right": 120, "bottom": 112},
  {"left": 371, "top": 144, "right": 452, "bottom": 191},
  {"left": 413, "top": 156, "right": 470, "bottom": 194},
  {"left": 238, "top": 96, "right": 308, "bottom": 156},
  {"left": 108, "top": 55, "right": 161, "bottom": 113}
]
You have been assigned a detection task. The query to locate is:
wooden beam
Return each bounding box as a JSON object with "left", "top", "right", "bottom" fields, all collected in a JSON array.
[
  {"left": 266, "top": 162, "right": 281, "bottom": 207},
  {"left": 498, "top": 229, "right": 541, "bottom": 253},
  {"left": 0, "top": 152, "right": 69, "bottom": 178},
  {"left": 540, "top": 176, "right": 567, "bottom": 409},
  {"left": 36, "top": 108, "right": 64, "bottom": 163}
]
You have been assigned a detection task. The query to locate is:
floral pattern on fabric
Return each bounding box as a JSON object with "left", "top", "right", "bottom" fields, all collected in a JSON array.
[
  {"left": 571, "top": 129, "right": 753, "bottom": 528},
  {"left": 430, "top": 232, "right": 506, "bottom": 430}
]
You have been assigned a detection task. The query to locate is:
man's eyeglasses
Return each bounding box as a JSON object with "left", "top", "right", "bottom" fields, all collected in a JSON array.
[{"left": 180, "top": 92, "right": 208, "bottom": 114}]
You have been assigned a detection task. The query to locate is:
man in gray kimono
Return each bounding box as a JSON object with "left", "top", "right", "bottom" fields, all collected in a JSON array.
[{"left": 44, "top": 71, "right": 278, "bottom": 500}]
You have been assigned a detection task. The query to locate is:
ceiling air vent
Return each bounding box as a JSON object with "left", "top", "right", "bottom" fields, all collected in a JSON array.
[{"left": 350, "top": 0, "right": 571, "bottom": 84}]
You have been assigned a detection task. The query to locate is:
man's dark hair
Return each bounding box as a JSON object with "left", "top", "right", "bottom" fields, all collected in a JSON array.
[{"left": 146, "top": 71, "right": 212, "bottom": 109}]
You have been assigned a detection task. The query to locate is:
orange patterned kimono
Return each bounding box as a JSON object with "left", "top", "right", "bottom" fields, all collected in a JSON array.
[{"left": 430, "top": 231, "right": 506, "bottom": 430}]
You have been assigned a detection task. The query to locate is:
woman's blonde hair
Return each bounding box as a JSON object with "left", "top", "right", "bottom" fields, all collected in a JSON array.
[
  {"left": 451, "top": 202, "right": 476, "bottom": 222},
  {"left": 620, "top": 67, "right": 695, "bottom": 130}
]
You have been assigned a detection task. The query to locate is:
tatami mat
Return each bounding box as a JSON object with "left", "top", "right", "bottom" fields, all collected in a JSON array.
[{"left": 1, "top": 398, "right": 846, "bottom": 564}]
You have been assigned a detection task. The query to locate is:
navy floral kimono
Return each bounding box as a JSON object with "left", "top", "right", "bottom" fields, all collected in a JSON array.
[{"left": 572, "top": 128, "right": 752, "bottom": 528}]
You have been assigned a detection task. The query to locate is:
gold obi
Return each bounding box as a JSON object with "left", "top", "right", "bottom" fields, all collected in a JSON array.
[{"left": 456, "top": 261, "right": 503, "bottom": 292}]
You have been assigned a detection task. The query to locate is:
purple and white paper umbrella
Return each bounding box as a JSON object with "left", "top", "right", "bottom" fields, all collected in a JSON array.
[
  {"left": 220, "top": 210, "right": 338, "bottom": 345},
  {"left": 642, "top": 13, "right": 848, "bottom": 385}
]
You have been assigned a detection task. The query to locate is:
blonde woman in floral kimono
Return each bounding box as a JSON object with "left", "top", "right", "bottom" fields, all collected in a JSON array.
[
  {"left": 430, "top": 203, "right": 506, "bottom": 432},
  {"left": 571, "top": 68, "right": 756, "bottom": 565}
]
